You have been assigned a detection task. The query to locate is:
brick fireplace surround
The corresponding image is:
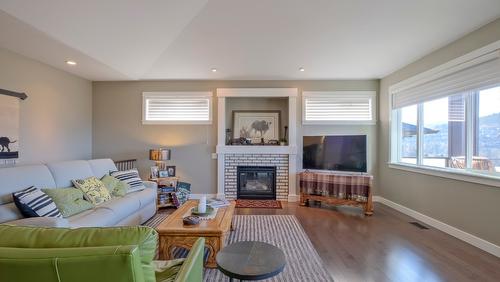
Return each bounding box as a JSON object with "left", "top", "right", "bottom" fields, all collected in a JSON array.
[{"left": 224, "top": 154, "right": 289, "bottom": 200}]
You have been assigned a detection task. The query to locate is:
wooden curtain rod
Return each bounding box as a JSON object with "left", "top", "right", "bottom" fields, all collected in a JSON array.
[{"left": 0, "top": 88, "right": 28, "bottom": 100}]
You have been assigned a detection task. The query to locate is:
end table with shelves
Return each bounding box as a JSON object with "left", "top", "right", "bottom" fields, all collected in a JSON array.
[{"left": 149, "top": 177, "right": 179, "bottom": 210}]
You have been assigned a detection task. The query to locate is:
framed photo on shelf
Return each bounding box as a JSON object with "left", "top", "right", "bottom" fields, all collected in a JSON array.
[
  {"left": 150, "top": 166, "right": 159, "bottom": 179},
  {"left": 232, "top": 110, "right": 280, "bottom": 143},
  {"left": 167, "top": 166, "right": 176, "bottom": 177},
  {"left": 158, "top": 170, "right": 169, "bottom": 178}
]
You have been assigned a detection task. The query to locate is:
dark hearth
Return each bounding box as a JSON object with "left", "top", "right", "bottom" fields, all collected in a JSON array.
[{"left": 237, "top": 166, "right": 276, "bottom": 200}]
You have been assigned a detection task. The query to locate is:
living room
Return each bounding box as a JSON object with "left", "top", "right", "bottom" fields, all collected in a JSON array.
[{"left": 1, "top": 1, "right": 500, "bottom": 282}]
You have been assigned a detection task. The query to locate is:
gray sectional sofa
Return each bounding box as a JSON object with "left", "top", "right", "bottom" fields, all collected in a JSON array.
[{"left": 0, "top": 159, "right": 157, "bottom": 227}]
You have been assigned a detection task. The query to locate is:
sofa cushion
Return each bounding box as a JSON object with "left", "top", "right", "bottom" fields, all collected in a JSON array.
[
  {"left": 46, "top": 160, "right": 94, "bottom": 188},
  {"left": 88, "top": 159, "right": 118, "bottom": 179},
  {"left": 97, "top": 196, "right": 141, "bottom": 223},
  {"left": 42, "top": 188, "right": 94, "bottom": 218},
  {"left": 0, "top": 165, "right": 56, "bottom": 205},
  {"left": 125, "top": 188, "right": 156, "bottom": 209},
  {"left": 12, "top": 187, "right": 62, "bottom": 218},
  {"left": 0, "top": 202, "right": 23, "bottom": 223},
  {"left": 66, "top": 207, "right": 117, "bottom": 227}
]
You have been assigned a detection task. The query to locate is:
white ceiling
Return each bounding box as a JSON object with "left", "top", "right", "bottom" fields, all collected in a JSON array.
[{"left": 0, "top": 0, "right": 499, "bottom": 81}]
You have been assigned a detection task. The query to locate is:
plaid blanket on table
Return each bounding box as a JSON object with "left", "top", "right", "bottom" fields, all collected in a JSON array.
[{"left": 299, "top": 172, "right": 372, "bottom": 202}]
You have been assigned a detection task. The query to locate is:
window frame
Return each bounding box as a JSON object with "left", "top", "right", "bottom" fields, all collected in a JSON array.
[
  {"left": 389, "top": 89, "right": 500, "bottom": 187},
  {"left": 302, "top": 91, "right": 377, "bottom": 125},
  {"left": 142, "top": 91, "right": 213, "bottom": 125}
]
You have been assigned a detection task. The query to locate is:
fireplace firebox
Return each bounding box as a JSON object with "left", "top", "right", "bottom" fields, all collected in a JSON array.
[{"left": 237, "top": 166, "right": 276, "bottom": 200}]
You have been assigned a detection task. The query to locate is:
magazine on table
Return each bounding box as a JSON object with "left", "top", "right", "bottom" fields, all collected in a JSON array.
[{"left": 207, "top": 199, "right": 230, "bottom": 208}]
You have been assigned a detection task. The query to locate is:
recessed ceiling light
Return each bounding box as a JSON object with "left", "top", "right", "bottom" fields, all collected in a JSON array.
[
  {"left": 299, "top": 67, "right": 305, "bottom": 72},
  {"left": 211, "top": 68, "right": 217, "bottom": 72},
  {"left": 66, "top": 60, "right": 77, "bottom": 66}
]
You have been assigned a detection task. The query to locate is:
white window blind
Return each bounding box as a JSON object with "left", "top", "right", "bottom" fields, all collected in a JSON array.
[
  {"left": 302, "top": 91, "right": 376, "bottom": 124},
  {"left": 142, "top": 92, "right": 212, "bottom": 124},
  {"left": 391, "top": 50, "right": 500, "bottom": 109}
]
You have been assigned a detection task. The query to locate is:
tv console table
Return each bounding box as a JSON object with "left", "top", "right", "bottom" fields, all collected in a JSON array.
[{"left": 298, "top": 171, "right": 373, "bottom": 215}]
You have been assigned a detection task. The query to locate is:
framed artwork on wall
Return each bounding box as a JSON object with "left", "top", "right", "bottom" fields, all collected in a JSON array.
[{"left": 232, "top": 111, "right": 280, "bottom": 143}]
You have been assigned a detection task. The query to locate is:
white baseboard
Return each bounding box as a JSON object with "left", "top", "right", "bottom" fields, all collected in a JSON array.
[
  {"left": 287, "top": 194, "right": 299, "bottom": 202},
  {"left": 373, "top": 196, "right": 500, "bottom": 258}
]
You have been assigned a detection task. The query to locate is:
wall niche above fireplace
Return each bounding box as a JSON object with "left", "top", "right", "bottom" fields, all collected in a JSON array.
[{"left": 237, "top": 166, "right": 276, "bottom": 200}]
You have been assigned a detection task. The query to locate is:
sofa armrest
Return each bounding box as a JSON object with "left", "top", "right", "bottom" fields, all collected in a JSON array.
[
  {"left": 5, "top": 217, "right": 70, "bottom": 228},
  {"left": 143, "top": 180, "right": 157, "bottom": 190}
]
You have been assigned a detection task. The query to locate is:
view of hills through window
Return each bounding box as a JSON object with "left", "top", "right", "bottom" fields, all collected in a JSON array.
[{"left": 401, "top": 86, "right": 500, "bottom": 172}]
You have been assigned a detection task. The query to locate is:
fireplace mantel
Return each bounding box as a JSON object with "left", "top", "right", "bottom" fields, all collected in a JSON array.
[{"left": 216, "top": 145, "right": 297, "bottom": 155}]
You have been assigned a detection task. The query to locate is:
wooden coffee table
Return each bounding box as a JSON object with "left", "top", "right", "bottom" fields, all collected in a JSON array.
[{"left": 156, "top": 200, "right": 236, "bottom": 268}]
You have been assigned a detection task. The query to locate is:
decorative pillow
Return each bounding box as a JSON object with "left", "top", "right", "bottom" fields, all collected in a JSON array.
[
  {"left": 101, "top": 175, "right": 129, "bottom": 197},
  {"left": 72, "top": 177, "right": 111, "bottom": 205},
  {"left": 110, "top": 169, "right": 145, "bottom": 193},
  {"left": 12, "top": 186, "right": 63, "bottom": 218},
  {"left": 172, "top": 187, "right": 191, "bottom": 208},
  {"left": 42, "top": 188, "right": 94, "bottom": 217}
]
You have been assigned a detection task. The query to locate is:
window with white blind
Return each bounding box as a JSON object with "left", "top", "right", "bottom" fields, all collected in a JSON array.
[
  {"left": 142, "top": 92, "right": 212, "bottom": 124},
  {"left": 389, "top": 43, "right": 500, "bottom": 185},
  {"left": 302, "top": 91, "right": 376, "bottom": 124}
]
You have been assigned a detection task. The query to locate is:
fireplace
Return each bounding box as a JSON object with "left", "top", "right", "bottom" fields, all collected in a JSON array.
[{"left": 237, "top": 166, "right": 276, "bottom": 200}]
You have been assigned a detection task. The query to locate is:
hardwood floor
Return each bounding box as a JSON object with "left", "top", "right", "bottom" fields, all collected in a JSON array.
[{"left": 235, "top": 202, "right": 500, "bottom": 282}]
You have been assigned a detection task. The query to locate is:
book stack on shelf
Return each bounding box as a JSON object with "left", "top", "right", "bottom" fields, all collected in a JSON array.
[{"left": 150, "top": 177, "right": 179, "bottom": 209}]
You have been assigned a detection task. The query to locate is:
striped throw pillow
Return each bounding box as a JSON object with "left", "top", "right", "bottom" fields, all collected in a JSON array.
[
  {"left": 12, "top": 186, "right": 62, "bottom": 218},
  {"left": 110, "top": 169, "right": 145, "bottom": 193}
]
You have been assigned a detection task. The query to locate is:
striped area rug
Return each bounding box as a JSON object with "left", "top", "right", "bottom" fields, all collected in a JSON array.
[
  {"left": 144, "top": 214, "right": 333, "bottom": 281},
  {"left": 206, "top": 215, "right": 332, "bottom": 281}
]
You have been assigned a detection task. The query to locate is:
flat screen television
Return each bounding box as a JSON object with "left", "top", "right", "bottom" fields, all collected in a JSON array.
[{"left": 303, "top": 135, "right": 367, "bottom": 173}]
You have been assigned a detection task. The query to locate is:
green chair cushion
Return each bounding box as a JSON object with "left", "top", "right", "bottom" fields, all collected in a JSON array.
[{"left": 42, "top": 188, "right": 94, "bottom": 218}]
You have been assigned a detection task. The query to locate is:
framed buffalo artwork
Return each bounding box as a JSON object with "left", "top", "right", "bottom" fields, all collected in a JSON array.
[{"left": 232, "top": 111, "right": 280, "bottom": 144}]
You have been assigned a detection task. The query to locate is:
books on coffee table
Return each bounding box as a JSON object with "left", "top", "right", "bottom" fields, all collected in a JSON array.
[{"left": 208, "top": 199, "right": 230, "bottom": 208}]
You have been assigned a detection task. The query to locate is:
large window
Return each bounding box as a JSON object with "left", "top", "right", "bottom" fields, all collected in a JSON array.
[
  {"left": 390, "top": 45, "right": 500, "bottom": 180},
  {"left": 392, "top": 87, "right": 500, "bottom": 176}
]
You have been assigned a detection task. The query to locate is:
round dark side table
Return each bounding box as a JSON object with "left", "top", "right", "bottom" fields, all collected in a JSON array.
[{"left": 216, "top": 241, "right": 286, "bottom": 281}]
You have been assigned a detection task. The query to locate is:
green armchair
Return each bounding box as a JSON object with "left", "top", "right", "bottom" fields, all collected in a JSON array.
[{"left": 0, "top": 225, "right": 204, "bottom": 282}]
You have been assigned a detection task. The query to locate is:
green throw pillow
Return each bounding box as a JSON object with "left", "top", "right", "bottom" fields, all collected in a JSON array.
[
  {"left": 101, "top": 175, "right": 129, "bottom": 197},
  {"left": 72, "top": 177, "right": 112, "bottom": 205},
  {"left": 42, "top": 188, "right": 94, "bottom": 218}
]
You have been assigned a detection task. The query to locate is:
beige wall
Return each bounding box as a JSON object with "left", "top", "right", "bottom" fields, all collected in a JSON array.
[
  {"left": 0, "top": 47, "right": 92, "bottom": 165},
  {"left": 378, "top": 18, "right": 500, "bottom": 245},
  {"left": 92, "top": 80, "right": 378, "bottom": 195}
]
